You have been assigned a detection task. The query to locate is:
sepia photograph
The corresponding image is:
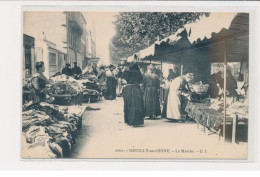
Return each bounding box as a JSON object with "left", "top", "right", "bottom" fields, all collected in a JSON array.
[{"left": 22, "top": 10, "right": 249, "bottom": 159}]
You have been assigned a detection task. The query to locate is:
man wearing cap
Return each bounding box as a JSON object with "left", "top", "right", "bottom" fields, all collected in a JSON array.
[
  {"left": 71, "top": 62, "right": 82, "bottom": 76},
  {"left": 62, "top": 63, "right": 72, "bottom": 76}
]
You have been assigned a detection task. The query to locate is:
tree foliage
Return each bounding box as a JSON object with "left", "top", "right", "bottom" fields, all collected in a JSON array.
[{"left": 110, "top": 12, "right": 210, "bottom": 63}]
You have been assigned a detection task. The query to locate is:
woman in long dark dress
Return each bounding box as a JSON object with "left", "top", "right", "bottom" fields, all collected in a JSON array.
[
  {"left": 122, "top": 63, "right": 144, "bottom": 127},
  {"left": 105, "top": 65, "right": 117, "bottom": 100},
  {"left": 143, "top": 65, "right": 161, "bottom": 118}
]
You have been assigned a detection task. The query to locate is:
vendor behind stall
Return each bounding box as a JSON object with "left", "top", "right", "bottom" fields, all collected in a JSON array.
[
  {"left": 208, "top": 71, "right": 223, "bottom": 98},
  {"left": 162, "top": 67, "right": 180, "bottom": 118},
  {"left": 30, "top": 61, "right": 49, "bottom": 103},
  {"left": 226, "top": 69, "right": 239, "bottom": 102},
  {"left": 72, "top": 62, "right": 82, "bottom": 79},
  {"left": 167, "top": 73, "right": 194, "bottom": 121},
  {"left": 62, "top": 63, "right": 72, "bottom": 76}
]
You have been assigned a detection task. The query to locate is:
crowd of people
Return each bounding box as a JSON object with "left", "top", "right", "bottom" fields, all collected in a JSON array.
[{"left": 27, "top": 59, "right": 244, "bottom": 128}]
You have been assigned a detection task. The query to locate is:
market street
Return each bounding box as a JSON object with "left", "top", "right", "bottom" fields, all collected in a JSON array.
[{"left": 70, "top": 97, "right": 247, "bottom": 159}]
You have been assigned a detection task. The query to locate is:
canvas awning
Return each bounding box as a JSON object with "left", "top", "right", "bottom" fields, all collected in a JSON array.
[
  {"left": 133, "top": 13, "right": 237, "bottom": 63},
  {"left": 191, "top": 13, "right": 249, "bottom": 63}
]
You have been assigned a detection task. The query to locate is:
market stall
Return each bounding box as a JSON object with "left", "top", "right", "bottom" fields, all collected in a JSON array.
[
  {"left": 186, "top": 13, "right": 249, "bottom": 142},
  {"left": 22, "top": 102, "right": 86, "bottom": 158},
  {"left": 79, "top": 72, "right": 101, "bottom": 103},
  {"left": 131, "top": 13, "right": 249, "bottom": 143},
  {"left": 21, "top": 73, "right": 90, "bottom": 158},
  {"left": 185, "top": 98, "right": 248, "bottom": 143},
  {"left": 48, "top": 74, "right": 83, "bottom": 105}
]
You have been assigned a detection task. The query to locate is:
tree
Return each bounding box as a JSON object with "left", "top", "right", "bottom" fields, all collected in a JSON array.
[{"left": 110, "top": 12, "right": 210, "bottom": 63}]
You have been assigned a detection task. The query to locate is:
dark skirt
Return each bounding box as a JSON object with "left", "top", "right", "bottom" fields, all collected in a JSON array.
[
  {"left": 29, "top": 88, "right": 46, "bottom": 103},
  {"left": 143, "top": 87, "right": 161, "bottom": 117},
  {"left": 105, "top": 77, "right": 117, "bottom": 100},
  {"left": 122, "top": 85, "right": 144, "bottom": 126}
]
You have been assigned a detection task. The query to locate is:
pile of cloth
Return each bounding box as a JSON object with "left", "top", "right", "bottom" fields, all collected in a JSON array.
[
  {"left": 49, "top": 75, "right": 82, "bottom": 95},
  {"left": 77, "top": 74, "right": 101, "bottom": 101},
  {"left": 22, "top": 102, "right": 84, "bottom": 158},
  {"left": 186, "top": 98, "right": 248, "bottom": 132}
]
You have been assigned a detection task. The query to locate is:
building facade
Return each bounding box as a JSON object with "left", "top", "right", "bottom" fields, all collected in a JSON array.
[
  {"left": 23, "top": 11, "right": 87, "bottom": 78},
  {"left": 66, "top": 12, "right": 87, "bottom": 70},
  {"left": 84, "top": 19, "right": 98, "bottom": 68}
]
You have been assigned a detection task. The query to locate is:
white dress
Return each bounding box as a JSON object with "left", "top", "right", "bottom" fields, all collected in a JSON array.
[{"left": 167, "top": 77, "right": 183, "bottom": 120}]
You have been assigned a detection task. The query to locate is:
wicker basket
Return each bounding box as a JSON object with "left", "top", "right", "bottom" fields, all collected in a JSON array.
[{"left": 192, "top": 84, "right": 209, "bottom": 94}]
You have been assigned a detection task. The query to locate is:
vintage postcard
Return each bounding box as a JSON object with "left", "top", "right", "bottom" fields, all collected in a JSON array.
[{"left": 22, "top": 10, "right": 249, "bottom": 159}]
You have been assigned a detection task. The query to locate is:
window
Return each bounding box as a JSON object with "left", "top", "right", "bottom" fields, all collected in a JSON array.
[{"left": 49, "top": 52, "right": 57, "bottom": 77}]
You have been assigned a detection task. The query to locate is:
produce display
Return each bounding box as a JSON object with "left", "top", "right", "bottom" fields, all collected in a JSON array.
[
  {"left": 48, "top": 81, "right": 80, "bottom": 95},
  {"left": 22, "top": 102, "right": 85, "bottom": 158}
]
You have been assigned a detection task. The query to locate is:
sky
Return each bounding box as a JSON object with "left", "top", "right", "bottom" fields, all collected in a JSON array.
[{"left": 83, "top": 12, "right": 118, "bottom": 65}]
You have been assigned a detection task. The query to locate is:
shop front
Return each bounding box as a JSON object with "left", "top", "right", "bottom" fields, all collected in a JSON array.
[{"left": 23, "top": 34, "right": 35, "bottom": 78}]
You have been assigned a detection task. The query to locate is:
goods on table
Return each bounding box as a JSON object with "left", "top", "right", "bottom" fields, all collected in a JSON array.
[
  {"left": 48, "top": 75, "right": 82, "bottom": 105},
  {"left": 48, "top": 81, "right": 80, "bottom": 95},
  {"left": 51, "top": 74, "right": 77, "bottom": 82},
  {"left": 76, "top": 75, "right": 101, "bottom": 102},
  {"left": 186, "top": 99, "right": 248, "bottom": 133},
  {"left": 227, "top": 101, "right": 248, "bottom": 118},
  {"left": 22, "top": 102, "right": 85, "bottom": 158},
  {"left": 81, "top": 74, "right": 98, "bottom": 81}
]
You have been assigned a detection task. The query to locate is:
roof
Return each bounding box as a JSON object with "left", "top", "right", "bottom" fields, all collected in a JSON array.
[
  {"left": 186, "top": 12, "right": 237, "bottom": 44},
  {"left": 136, "top": 12, "right": 249, "bottom": 63},
  {"left": 191, "top": 13, "right": 249, "bottom": 63}
]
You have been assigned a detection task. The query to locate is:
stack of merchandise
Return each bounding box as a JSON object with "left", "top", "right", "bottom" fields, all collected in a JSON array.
[
  {"left": 49, "top": 75, "right": 81, "bottom": 95},
  {"left": 226, "top": 100, "right": 248, "bottom": 118},
  {"left": 48, "top": 75, "right": 82, "bottom": 105},
  {"left": 22, "top": 102, "right": 84, "bottom": 158},
  {"left": 77, "top": 74, "right": 101, "bottom": 102}
]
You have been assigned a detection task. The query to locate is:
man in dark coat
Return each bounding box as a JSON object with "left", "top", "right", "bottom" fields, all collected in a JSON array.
[
  {"left": 71, "top": 62, "right": 82, "bottom": 76},
  {"left": 62, "top": 63, "right": 72, "bottom": 76}
]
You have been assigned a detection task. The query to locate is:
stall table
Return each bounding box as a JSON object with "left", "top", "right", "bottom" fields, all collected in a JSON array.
[{"left": 185, "top": 99, "right": 248, "bottom": 143}]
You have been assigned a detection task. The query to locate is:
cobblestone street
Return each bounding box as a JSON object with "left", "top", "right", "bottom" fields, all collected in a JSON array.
[{"left": 71, "top": 97, "right": 247, "bottom": 159}]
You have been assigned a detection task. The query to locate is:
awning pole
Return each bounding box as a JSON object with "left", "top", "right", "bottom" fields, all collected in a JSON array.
[
  {"left": 181, "top": 50, "right": 184, "bottom": 76},
  {"left": 223, "top": 40, "right": 227, "bottom": 143},
  {"left": 160, "top": 59, "right": 162, "bottom": 72},
  {"left": 160, "top": 59, "right": 163, "bottom": 106}
]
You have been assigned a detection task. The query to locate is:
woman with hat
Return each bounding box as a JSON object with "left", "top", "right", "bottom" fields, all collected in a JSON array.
[
  {"left": 122, "top": 62, "right": 144, "bottom": 127},
  {"left": 105, "top": 64, "right": 117, "bottom": 100},
  {"left": 167, "top": 73, "right": 194, "bottom": 121},
  {"left": 143, "top": 64, "right": 161, "bottom": 118}
]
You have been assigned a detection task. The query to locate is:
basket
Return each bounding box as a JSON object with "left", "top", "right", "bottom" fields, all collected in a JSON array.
[{"left": 192, "top": 84, "right": 209, "bottom": 94}]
